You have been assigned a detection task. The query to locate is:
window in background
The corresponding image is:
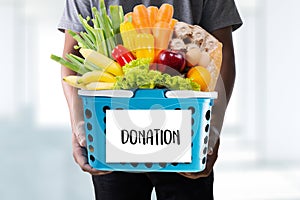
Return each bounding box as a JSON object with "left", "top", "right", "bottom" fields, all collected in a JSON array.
[
  {"left": 0, "top": 4, "right": 16, "bottom": 119},
  {"left": 25, "top": 1, "right": 69, "bottom": 127},
  {"left": 222, "top": 0, "right": 258, "bottom": 141}
]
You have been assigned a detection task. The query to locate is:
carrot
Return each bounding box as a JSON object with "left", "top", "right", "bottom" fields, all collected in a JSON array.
[
  {"left": 156, "top": 4, "right": 173, "bottom": 24},
  {"left": 132, "top": 5, "right": 151, "bottom": 34},
  {"left": 152, "top": 21, "right": 173, "bottom": 57},
  {"left": 124, "top": 12, "right": 133, "bottom": 22},
  {"left": 147, "top": 6, "right": 159, "bottom": 27},
  {"left": 169, "top": 18, "right": 178, "bottom": 29}
]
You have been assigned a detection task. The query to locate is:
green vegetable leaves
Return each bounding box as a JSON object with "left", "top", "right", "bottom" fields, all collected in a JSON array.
[
  {"left": 122, "top": 58, "right": 152, "bottom": 73},
  {"left": 68, "top": 0, "right": 125, "bottom": 58},
  {"left": 113, "top": 58, "right": 200, "bottom": 90}
]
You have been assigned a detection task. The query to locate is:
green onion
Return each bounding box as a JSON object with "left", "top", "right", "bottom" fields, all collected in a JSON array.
[{"left": 50, "top": 54, "right": 89, "bottom": 74}]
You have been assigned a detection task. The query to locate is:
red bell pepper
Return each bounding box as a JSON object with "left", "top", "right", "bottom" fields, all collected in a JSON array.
[{"left": 112, "top": 45, "right": 136, "bottom": 66}]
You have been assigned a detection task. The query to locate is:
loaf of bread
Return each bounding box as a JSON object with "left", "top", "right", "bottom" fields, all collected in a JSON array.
[{"left": 169, "top": 22, "right": 223, "bottom": 91}]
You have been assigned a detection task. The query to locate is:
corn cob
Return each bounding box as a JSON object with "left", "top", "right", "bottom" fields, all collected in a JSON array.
[
  {"left": 85, "top": 82, "right": 115, "bottom": 90},
  {"left": 79, "top": 49, "right": 123, "bottom": 76}
]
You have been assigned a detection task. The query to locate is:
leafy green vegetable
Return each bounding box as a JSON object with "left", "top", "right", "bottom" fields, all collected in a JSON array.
[
  {"left": 113, "top": 59, "right": 200, "bottom": 90},
  {"left": 122, "top": 58, "right": 152, "bottom": 73}
]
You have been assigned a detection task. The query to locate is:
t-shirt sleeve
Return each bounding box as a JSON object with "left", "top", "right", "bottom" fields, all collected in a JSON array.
[
  {"left": 58, "top": 0, "right": 93, "bottom": 33},
  {"left": 201, "top": 0, "right": 243, "bottom": 33}
]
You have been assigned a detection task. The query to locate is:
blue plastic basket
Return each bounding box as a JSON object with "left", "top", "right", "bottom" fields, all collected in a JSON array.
[{"left": 79, "top": 89, "right": 217, "bottom": 172}]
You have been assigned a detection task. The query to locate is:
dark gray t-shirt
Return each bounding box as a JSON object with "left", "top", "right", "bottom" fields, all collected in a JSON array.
[{"left": 58, "top": 0, "right": 242, "bottom": 33}]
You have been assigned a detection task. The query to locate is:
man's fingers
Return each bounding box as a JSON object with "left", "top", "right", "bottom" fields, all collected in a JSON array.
[
  {"left": 77, "top": 156, "right": 112, "bottom": 176},
  {"left": 73, "top": 146, "right": 87, "bottom": 167},
  {"left": 77, "top": 133, "right": 86, "bottom": 147},
  {"left": 72, "top": 138, "right": 112, "bottom": 175},
  {"left": 208, "top": 147, "right": 214, "bottom": 155},
  {"left": 73, "top": 147, "right": 112, "bottom": 175},
  {"left": 179, "top": 167, "right": 212, "bottom": 179},
  {"left": 81, "top": 163, "right": 113, "bottom": 176},
  {"left": 178, "top": 146, "right": 218, "bottom": 179},
  {"left": 75, "top": 121, "right": 87, "bottom": 147}
]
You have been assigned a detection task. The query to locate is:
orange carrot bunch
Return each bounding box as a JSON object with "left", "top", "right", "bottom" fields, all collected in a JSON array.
[
  {"left": 147, "top": 6, "right": 158, "bottom": 27},
  {"left": 130, "top": 3, "right": 176, "bottom": 61},
  {"left": 132, "top": 5, "right": 151, "bottom": 34},
  {"left": 156, "top": 3, "right": 173, "bottom": 23}
]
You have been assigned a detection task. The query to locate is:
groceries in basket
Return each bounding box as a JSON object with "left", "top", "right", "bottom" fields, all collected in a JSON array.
[
  {"left": 51, "top": 1, "right": 222, "bottom": 91},
  {"left": 51, "top": 0, "right": 220, "bottom": 172}
]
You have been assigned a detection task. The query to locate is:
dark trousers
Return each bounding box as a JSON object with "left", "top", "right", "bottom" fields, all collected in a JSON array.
[{"left": 92, "top": 171, "right": 214, "bottom": 200}]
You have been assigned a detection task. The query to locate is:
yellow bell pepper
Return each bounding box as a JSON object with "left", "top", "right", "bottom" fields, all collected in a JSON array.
[
  {"left": 120, "top": 21, "right": 137, "bottom": 54},
  {"left": 135, "top": 33, "right": 155, "bottom": 62}
]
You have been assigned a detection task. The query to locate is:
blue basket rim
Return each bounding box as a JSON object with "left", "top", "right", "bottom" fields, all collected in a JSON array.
[
  {"left": 165, "top": 90, "right": 218, "bottom": 99},
  {"left": 78, "top": 89, "right": 217, "bottom": 99},
  {"left": 78, "top": 89, "right": 134, "bottom": 98}
]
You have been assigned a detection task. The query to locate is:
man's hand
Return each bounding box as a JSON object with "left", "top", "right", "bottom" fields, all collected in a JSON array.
[
  {"left": 179, "top": 139, "right": 219, "bottom": 179},
  {"left": 72, "top": 121, "right": 112, "bottom": 176}
]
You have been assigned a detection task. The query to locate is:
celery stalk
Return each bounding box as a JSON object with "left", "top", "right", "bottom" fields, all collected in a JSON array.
[
  {"left": 119, "top": 6, "right": 124, "bottom": 23},
  {"left": 110, "top": 5, "right": 124, "bottom": 44},
  {"left": 68, "top": 30, "right": 90, "bottom": 49},
  {"left": 94, "top": 28, "right": 108, "bottom": 56},
  {"left": 67, "top": 54, "right": 84, "bottom": 63},
  {"left": 106, "top": 14, "right": 113, "bottom": 31},
  {"left": 50, "top": 54, "right": 89, "bottom": 74},
  {"left": 105, "top": 37, "right": 115, "bottom": 58},
  {"left": 99, "top": 0, "right": 107, "bottom": 18},
  {"left": 110, "top": 5, "right": 123, "bottom": 34},
  {"left": 78, "top": 15, "right": 96, "bottom": 44},
  {"left": 92, "top": 6, "right": 116, "bottom": 58},
  {"left": 92, "top": 18, "right": 100, "bottom": 29},
  {"left": 65, "top": 54, "right": 83, "bottom": 67},
  {"left": 79, "top": 32, "right": 96, "bottom": 50},
  {"left": 64, "top": 54, "right": 91, "bottom": 73},
  {"left": 92, "top": 7, "right": 113, "bottom": 39}
]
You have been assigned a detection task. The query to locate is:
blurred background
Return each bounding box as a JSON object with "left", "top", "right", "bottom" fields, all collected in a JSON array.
[{"left": 1, "top": 0, "right": 300, "bottom": 199}]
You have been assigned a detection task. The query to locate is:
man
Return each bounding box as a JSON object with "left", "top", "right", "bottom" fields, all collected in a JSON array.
[{"left": 58, "top": 0, "right": 242, "bottom": 199}]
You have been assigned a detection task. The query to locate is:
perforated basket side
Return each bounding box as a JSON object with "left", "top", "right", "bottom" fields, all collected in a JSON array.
[{"left": 81, "top": 91, "right": 214, "bottom": 172}]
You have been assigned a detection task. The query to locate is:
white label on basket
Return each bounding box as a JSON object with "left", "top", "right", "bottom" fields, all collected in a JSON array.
[{"left": 106, "top": 110, "right": 191, "bottom": 163}]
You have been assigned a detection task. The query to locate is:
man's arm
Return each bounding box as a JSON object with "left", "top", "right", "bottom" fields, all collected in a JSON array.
[
  {"left": 62, "top": 31, "right": 84, "bottom": 144},
  {"left": 180, "top": 25, "right": 236, "bottom": 178},
  {"left": 62, "top": 31, "right": 112, "bottom": 175}
]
